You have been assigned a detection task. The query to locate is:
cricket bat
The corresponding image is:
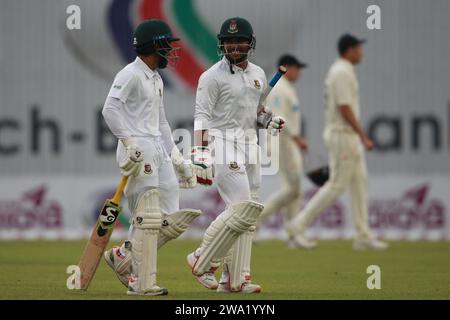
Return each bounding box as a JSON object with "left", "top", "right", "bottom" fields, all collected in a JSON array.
[
  {"left": 77, "top": 176, "right": 129, "bottom": 290},
  {"left": 258, "top": 65, "right": 287, "bottom": 110}
]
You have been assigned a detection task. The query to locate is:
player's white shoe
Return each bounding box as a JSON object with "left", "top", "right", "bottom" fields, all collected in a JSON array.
[
  {"left": 353, "top": 237, "right": 389, "bottom": 251},
  {"left": 217, "top": 274, "right": 262, "bottom": 294},
  {"left": 287, "top": 234, "right": 318, "bottom": 249},
  {"left": 126, "top": 276, "right": 168, "bottom": 296},
  {"left": 186, "top": 251, "right": 219, "bottom": 290},
  {"left": 103, "top": 245, "right": 131, "bottom": 288}
]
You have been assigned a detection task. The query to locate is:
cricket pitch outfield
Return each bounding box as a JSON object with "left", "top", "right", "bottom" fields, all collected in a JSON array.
[{"left": 1, "top": 240, "right": 449, "bottom": 300}]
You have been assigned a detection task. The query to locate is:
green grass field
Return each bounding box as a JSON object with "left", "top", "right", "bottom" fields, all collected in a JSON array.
[{"left": 1, "top": 240, "right": 449, "bottom": 300}]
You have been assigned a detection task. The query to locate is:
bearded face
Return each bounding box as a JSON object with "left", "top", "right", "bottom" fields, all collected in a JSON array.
[{"left": 220, "top": 37, "right": 253, "bottom": 64}]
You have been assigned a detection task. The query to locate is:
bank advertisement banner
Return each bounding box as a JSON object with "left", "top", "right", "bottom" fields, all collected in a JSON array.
[{"left": 0, "top": 175, "right": 447, "bottom": 241}]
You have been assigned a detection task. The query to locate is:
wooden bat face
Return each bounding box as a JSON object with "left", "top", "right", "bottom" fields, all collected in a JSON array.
[
  {"left": 96, "top": 200, "right": 121, "bottom": 237},
  {"left": 76, "top": 176, "right": 128, "bottom": 290},
  {"left": 77, "top": 200, "right": 122, "bottom": 289}
]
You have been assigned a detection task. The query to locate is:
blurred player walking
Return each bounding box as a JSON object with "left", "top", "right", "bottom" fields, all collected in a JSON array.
[
  {"left": 101, "top": 20, "right": 200, "bottom": 296},
  {"left": 287, "top": 34, "right": 388, "bottom": 250},
  {"left": 257, "top": 55, "right": 309, "bottom": 246},
  {"left": 187, "top": 17, "right": 285, "bottom": 293}
]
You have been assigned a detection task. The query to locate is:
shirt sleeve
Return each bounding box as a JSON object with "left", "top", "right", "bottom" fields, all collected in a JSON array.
[
  {"left": 194, "top": 72, "right": 219, "bottom": 131},
  {"left": 333, "top": 70, "right": 353, "bottom": 107},
  {"left": 101, "top": 96, "right": 131, "bottom": 140},
  {"left": 107, "top": 70, "right": 137, "bottom": 103},
  {"left": 159, "top": 98, "right": 176, "bottom": 155}
]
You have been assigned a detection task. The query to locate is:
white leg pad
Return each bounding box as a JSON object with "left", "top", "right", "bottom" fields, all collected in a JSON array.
[
  {"left": 192, "top": 201, "right": 263, "bottom": 276},
  {"left": 158, "top": 209, "right": 202, "bottom": 249},
  {"left": 106, "top": 209, "right": 202, "bottom": 281},
  {"left": 131, "top": 189, "right": 161, "bottom": 292},
  {"left": 224, "top": 225, "right": 256, "bottom": 291}
]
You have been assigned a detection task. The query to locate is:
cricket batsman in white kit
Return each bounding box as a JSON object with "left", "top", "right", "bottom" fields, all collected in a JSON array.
[
  {"left": 101, "top": 20, "right": 201, "bottom": 296},
  {"left": 186, "top": 17, "right": 285, "bottom": 293},
  {"left": 287, "top": 34, "right": 388, "bottom": 250},
  {"left": 257, "top": 55, "right": 309, "bottom": 246}
]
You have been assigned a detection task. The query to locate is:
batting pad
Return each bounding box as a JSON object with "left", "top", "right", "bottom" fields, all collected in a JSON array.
[
  {"left": 192, "top": 201, "right": 263, "bottom": 276},
  {"left": 224, "top": 225, "right": 256, "bottom": 291},
  {"left": 131, "top": 189, "right": 161, "bottom": 291},
  {"left": 158, "top": 209, "right": 202, "bottom": 249}
]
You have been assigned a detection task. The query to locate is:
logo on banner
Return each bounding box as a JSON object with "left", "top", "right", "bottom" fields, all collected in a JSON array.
[
  {"left": 369, "top": 184, "right": 445, "bottom": 231},
  {"left": 0, "top": 186, "right": 63, "bottom": 230}
]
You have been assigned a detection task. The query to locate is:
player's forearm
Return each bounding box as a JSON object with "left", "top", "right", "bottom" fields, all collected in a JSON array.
[
  {"left": 340, "top": 105, "right": 367, "bottom": 138},
  {"left": 158, "top": 104, "right": 176, "bottom": 155},
  {"left": 159, "top": 120, "right": 176, "bottom": 155},
  {"left": 102, "top": 97, "right": 132, "bottom": 140}
]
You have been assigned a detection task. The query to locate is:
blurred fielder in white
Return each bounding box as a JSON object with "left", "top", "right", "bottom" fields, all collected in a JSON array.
[
  {"left": 257, "top": 55, "right": 309, "bottom": 247},
  {"left": 287, "top": 34, "right": 388, "bottom": 250}
]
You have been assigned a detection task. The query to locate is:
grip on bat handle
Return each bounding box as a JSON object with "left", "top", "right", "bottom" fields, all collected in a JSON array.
[
  {"left": 259, "top": 66, "right": 288, "bottom": 109},
  {"left": 111, "top": 176, "right": 129, "bottom": 204},
  {"left": 268, "top": 65, "right": 287, "bottom": 87}
]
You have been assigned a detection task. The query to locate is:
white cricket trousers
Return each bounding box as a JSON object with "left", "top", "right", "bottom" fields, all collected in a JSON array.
[
  {"left": 259, "top": 132, "right": 303, "bottom": 226},
  {"left": 115, "top": 136, "right": 179, "bottom": 216},
  {"left": 291, "top": 131, "right": 372, "bottom": 239}
]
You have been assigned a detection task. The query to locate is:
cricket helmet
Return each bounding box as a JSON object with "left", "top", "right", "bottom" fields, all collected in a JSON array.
[
  {"left": 217, "top": 17, "right": 256, "bottom": 49},
  {"left": 218, "top": 17, "right": 255, "bottom": 42},
  {"left": 217, "top": 17, "right": 256, "bottom": 68},
  {"left": 133, "top": 19, "right": 180, "bottom": 68}
]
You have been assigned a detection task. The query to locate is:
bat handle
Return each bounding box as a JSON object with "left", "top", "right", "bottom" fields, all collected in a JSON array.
[
  {"left": 268, "top": 65, "right": 287, "bottom": 87},
  {"left": 111, "top": 176, "right": 129, "bottom": 205},
  {"left": 259, "top": 65, "right": 287, "bottom": 108}
]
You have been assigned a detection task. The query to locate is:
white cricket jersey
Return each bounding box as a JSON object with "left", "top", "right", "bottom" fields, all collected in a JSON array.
[
  {"left": 324, "top": 58, "right": 360, "bottom": 135},
  {"left": 102, "top": 57, "right": 175, "bottom": 153},
  {"left": 266, "top": 76, "right": 301, "bottom": 136},
  {"left": 194, "top": 57, "right": 267, "bottom": 144},
  {"left": 105, "top": 57, "right": 164, "bottom": 138}
]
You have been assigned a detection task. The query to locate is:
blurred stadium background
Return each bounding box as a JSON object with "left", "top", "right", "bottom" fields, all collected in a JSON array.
[{"left": 0, "top": 0, "right": 449, "bottom": 242}]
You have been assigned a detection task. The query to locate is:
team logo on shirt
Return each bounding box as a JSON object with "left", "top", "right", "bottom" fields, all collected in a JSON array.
[
  {"left": 229, "top": 162, "right": 240, "bottom": 171},
  {"left": 254, "top": 80, "right": 261, "bottom": 90},
  {"left": 228, "top": 20, "right": 238, "bottom": 34},
  {"left": 144, "top": 163, "right": 153, "bottom": 175}
]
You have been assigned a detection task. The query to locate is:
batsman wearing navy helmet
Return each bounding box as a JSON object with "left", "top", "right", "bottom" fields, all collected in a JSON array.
[
  {"left": 101, "top": 19, "right": 201, "bottom": 296},
  {"left": 187, "top": 17, "right": 285, "bottom": 294}
]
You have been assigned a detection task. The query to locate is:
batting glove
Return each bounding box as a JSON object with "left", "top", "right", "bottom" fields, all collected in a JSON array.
[
  {"left": 171, "top": 147, "right": 197, "bottom": 189},
  {"left": 192, "top": 146, "right": 214, "bottom": 186},
  {"left": 119, "top": 139, "right": 144, "bottom": 177},
  {"left": 268, "top": 116, "right": 286, "bottom": 135}
]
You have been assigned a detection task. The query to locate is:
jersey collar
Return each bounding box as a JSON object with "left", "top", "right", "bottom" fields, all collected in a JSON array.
[
  {"left": 337, "top": 58, "right": 355, "bottom": 73},
  {"left": 279, "top": 75, "right": 293, "bottom": 89},
  {"left": 221, "top": 57, "right": 251, "bottom": 73},
  {"left": 135, "top": 56, "right": 158, "bottom": 79}
]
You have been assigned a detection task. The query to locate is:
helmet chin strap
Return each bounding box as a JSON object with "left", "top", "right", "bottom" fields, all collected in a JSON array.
[
  {"left": 158, "top": 58, "right": 168, "bottom": 69},
  {"left": 224, "top": 49, "right": 253, "bottom": 74},
  {"left": 227, "top": 55, "right": 248, "bottom": 65},
  {"left": 226, "top": 56, "right": 246, "bottom": 74},
  {"left": 155, "top": 40, "right": 180, "bottom": 69},
  {"left": 218, "top": 41, "right": 254, "bottom": 74}
]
